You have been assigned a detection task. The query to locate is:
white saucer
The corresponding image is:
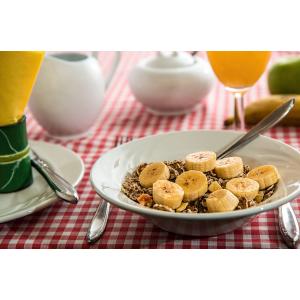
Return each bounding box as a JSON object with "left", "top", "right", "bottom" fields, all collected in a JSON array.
[{"left": 0, "top": 140, "right": 84, "bottom": 223}]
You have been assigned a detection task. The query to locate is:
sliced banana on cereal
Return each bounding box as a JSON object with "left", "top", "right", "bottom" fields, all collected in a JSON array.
[
  {"left": 254, "top": 191, "right": 264, "bottom": 203},
  {"left": 153, "top": 180, "right": 184, "bottom": 209},
  {"left": 175, "top": 170, "right": 208, "bottom": 202},
  {"left": 246, "top": 165, "right": 280, "bottom": 190},
  {"left": 139, "top": 162, "right": 170, "bottom": 188},
  {"left": 206, "top": 189, "right": 239, "bottom": 213},
  {"left": 176, "top": 202, "right": 188, "bottom": 212},
  {"left": 214, "top": 157, "right": 243, "bottom": 179},
  {"left": 185, "top": 151, "right": 216, "bottom": 172},
  {"left": 226, "top": 177, "right": 259, "bottom": 200},
  {"left": 208, "top": 181, "right": 222, "bottom": 192}
]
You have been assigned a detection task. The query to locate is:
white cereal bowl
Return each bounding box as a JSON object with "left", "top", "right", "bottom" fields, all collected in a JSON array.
[{"left": 90, "top": 130, "right": 300, "bottom": 236}]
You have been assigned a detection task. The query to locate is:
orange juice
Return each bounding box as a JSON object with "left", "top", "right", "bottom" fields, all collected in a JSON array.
[{"left": 207, "top": 51, "right": 271, "bottom": 89}]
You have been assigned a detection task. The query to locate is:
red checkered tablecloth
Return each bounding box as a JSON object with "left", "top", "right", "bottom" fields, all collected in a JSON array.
[{"left": 1, "top": 51, "right": 300, "bottom": 249}]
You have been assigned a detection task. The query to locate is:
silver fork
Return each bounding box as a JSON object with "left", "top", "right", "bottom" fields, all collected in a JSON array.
[{"left": 87, "top": 135, "right": 133, "bottom": 243}]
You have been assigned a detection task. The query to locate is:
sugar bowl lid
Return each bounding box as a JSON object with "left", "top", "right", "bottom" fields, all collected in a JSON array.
[{"left": 145, "top": 51, "right": 196, "bottom": 69}]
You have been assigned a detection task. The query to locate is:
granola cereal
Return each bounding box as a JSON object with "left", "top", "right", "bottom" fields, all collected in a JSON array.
[{"left": 121, "top": 157, "right": 278, "bottom": 214}]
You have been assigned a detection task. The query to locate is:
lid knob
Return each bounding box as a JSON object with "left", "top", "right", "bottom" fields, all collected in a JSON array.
[{"left": 146, "top": 51, "right": 195, "bottom": 69}]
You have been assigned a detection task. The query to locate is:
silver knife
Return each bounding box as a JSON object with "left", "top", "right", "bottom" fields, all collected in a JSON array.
[{"left": 31, "top": 149, "right": 79, "bottom": 204}]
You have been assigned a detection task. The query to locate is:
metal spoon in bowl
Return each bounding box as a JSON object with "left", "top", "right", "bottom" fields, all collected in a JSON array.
[{"left": 216, "top": 98, "right": 299, "bottom": 248}]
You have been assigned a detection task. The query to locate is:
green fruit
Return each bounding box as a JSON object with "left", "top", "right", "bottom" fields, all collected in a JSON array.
[{"left": 268, "top": 57, "right": 300, "bottom": 94}]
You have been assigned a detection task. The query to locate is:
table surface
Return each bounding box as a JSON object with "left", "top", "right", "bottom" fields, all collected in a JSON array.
[{"left": 1, "top": 51, "right": 299, "bottom": 249}]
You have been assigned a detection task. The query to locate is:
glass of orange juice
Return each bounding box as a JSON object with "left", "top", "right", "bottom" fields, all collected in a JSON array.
[{"left": 207, "top": 51, "right": 271, "bottom": 130}]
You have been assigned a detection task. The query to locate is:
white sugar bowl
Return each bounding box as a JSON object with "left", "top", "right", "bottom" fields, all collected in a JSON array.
[{"left": 128, "top": 52, "right": 215, "bottom": 115}]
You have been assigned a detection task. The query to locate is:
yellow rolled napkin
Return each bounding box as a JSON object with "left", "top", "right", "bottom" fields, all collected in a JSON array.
[
  {"left": 0, "top": 51, "right": 44, "bottom": 192},
  {"left": 0, "top": 51, "right": 45, "bottom": 126}
]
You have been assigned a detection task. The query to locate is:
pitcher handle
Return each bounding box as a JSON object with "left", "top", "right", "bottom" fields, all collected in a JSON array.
[{"left": 92, "top": 51, "right": 121, "bottom": 90}]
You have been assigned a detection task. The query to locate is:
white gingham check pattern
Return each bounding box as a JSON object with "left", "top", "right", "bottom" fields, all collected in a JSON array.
[{"left": 0, "top": 51, "right": 299, "bottom": 248}]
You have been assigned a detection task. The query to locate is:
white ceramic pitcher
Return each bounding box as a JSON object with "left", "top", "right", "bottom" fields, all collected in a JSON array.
[{"left": 29, "top": 51, "right": 121, "bottom": 138}]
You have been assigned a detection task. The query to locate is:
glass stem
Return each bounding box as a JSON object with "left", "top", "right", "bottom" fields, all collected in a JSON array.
[{"left": 233, "top": 92, "right": 245, "bottom": 130}]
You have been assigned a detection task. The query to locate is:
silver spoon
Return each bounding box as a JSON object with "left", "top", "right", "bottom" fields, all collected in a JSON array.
[{"left": 217, "top": 98, "right": 299, "bottom": 248}]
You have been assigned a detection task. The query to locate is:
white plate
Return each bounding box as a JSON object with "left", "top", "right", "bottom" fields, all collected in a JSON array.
[
  {"left": 0, "top": 140, "right": 84, "bottom": 223},
  {"left": 90, "top": 130, "right": 300, "bottom": 236}
]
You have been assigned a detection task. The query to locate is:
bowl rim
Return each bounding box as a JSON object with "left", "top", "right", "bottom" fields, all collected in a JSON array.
[{"left": 90, "top": 129, "right": 300, "bottom": 220}]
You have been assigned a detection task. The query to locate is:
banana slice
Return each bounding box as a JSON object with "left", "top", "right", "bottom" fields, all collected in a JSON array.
[
  {"left": 153, "top": 180, "right": 184, "bottom": 209},
  {"left": 176, "top": 202, "right": 188, "bottom": 212},
  {"left": 185, "top": 151, "right": 216, "bottom": 172},
  {"left": 208, "top": 181, "right": 222, "bottom": 192},
  {"left": 139, "top": 162, "right": 170, "bottom": 188},
  {"left": 226, "top": 178, "right": 259, "bottom": 200},
  {"left": 214, "top": 157, "right": 243, "bottom": 179},
  {"left": 206, "top": 189, "right": 239, "bottom": 213},
  {"left": 175, "top": 170, "right": 208, "bottom": 202},
  {"left": 246, "top": 165, "right": 280, "bottom": 190},
  {"left": 254, "top": 191, "right": 264, "bottom": 203}
]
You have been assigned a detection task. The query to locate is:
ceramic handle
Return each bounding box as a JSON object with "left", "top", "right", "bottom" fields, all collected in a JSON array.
[{"left": 92, "top": 51, "right": 121, "bottom": 90}]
